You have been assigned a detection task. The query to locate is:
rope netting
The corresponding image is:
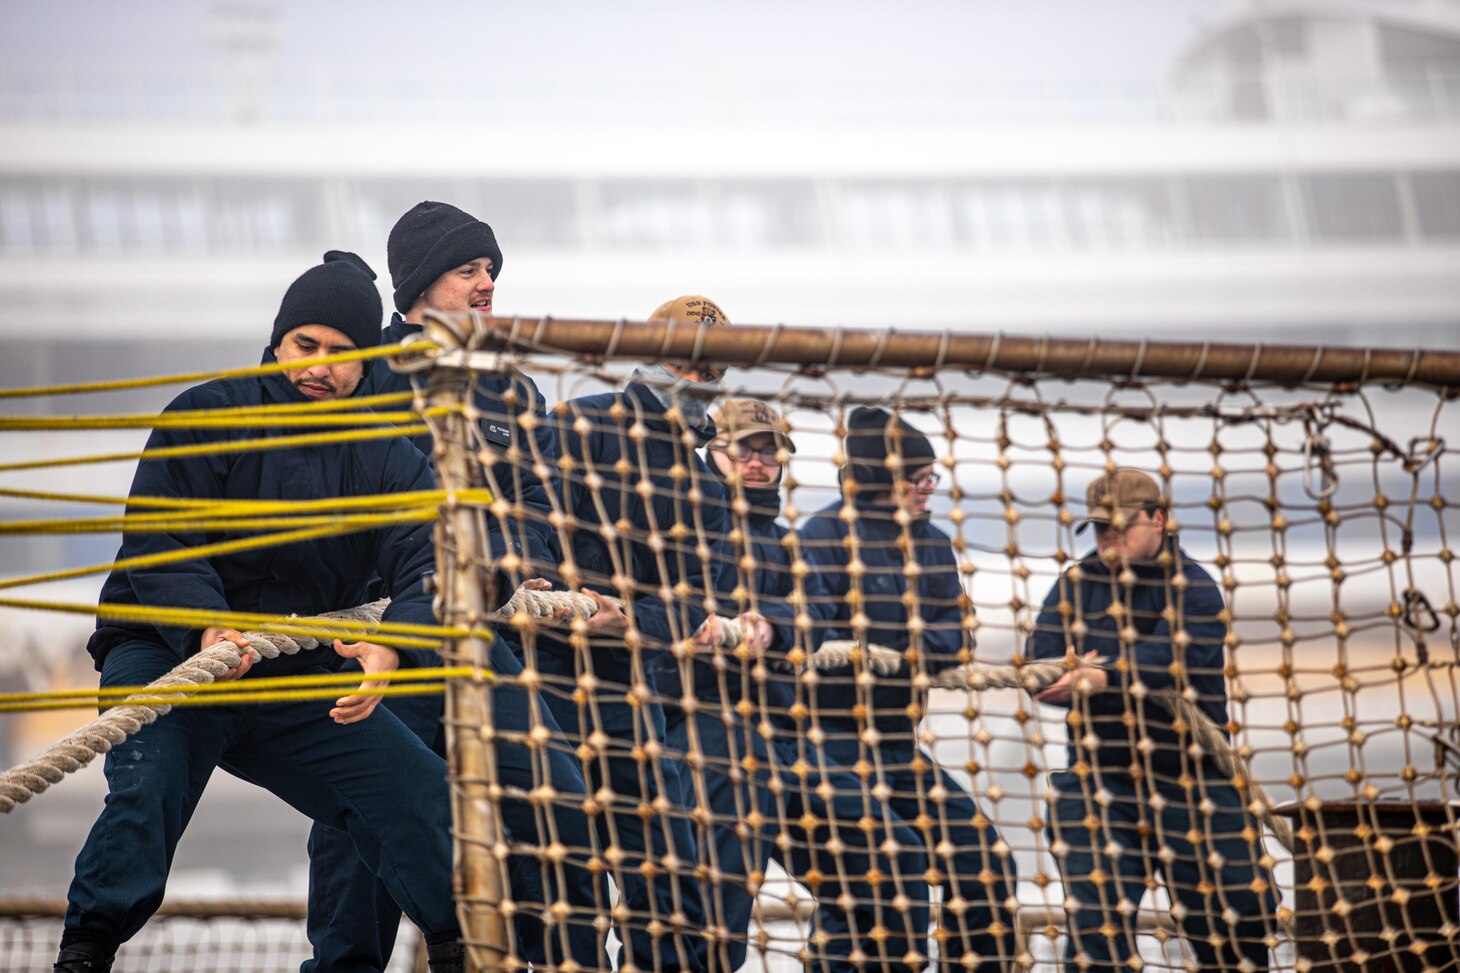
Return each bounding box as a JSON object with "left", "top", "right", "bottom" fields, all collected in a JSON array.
[
  {"left": 408, "top": 315, "right": 1459, "bottom": 973},
  {"left": 0, "top": 316, "right": 1456, "bottom": 973}
]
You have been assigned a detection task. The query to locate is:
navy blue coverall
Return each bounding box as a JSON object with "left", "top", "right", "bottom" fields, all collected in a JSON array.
[
  {"left": 796, "top": 498, "right": 1018, "bottom": 972},
  {"left": 63, "top": 351, "right": 460, "bottom": 956},
  {"left": 304, "top": 313, "right": 607, "bottom": 973},
  {"left": 533, "top": 379, "right": 725, "bottom": 972},
  {"left": 655, "top": 480, "right": 932, "bottom": 973},
  {"left": 1027, "top": 542, "right": 1278, "bottom": 973}
]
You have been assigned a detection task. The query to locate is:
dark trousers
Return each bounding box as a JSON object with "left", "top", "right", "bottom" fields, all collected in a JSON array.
[
  {"left": 820, "top": 739, "right": 1018, "bottom": 973},
  {"left": 1046, "top": 768, "right": 1279, "bottom": 973},
  {"left": 304, "top": 635, "right": 608, "bottom": 972},
  {"left": 63, "top": 639, "right": 459, "bottom": 952},
  {"left": 534, "top": 645, "right": 707, "bottom": 973},
  {"left": 667, "top": 709, "right": 931, "bottom": 973}
]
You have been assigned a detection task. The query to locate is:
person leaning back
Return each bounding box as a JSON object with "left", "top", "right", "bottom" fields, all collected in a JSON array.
[{"left": 55, "top": 252, "right": 468, "bottom": 973}]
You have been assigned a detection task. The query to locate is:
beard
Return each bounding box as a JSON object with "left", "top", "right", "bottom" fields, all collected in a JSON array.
[{"left": 633, "top": 364, "right": 720, "bottom": 428}]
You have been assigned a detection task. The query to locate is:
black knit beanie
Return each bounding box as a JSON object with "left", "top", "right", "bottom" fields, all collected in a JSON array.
[
  {"left": 843, "top": 406, "right": 937, "bottom": 488},
  {"left": 270, "top": 251, "right": 383, "bottom": 351},
  {"left": 387, "top": 201, "right": 503, "bottom": 314}
]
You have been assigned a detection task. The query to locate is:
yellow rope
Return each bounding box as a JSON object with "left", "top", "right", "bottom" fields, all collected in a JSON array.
[
  {"left": 0, "top": 390, "right": 415, "bottom": 432},
  {"left": 0, "top": 343, "right": 419, "bottom": 400},
  {"left": 0, "top": 507, "right": 435, "bottom": 537},
  {"left": 0, "top": 595, "right": 470, "bottom": 650},
  {"left": 0, "top": 521, "right": 378, "bottom": 592},
  {"left": 0, "top": 487, "right": 491, "bottom": 515},
  {"left": 0, "top": 666, "right": 492, "bottom": 713},
  {"left": 0, "top": 423, "right": 433, "bottom": 474},
  {"left": 0, "top": 407, "right": 453, "bottom": 432},
  {"left": 0, "top": 683, "right": 453, "bottom": 714}
]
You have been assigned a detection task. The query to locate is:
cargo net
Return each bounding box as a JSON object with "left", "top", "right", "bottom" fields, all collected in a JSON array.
[{"left": 413, "top": 317, "right": 1459, "bottom": 973}]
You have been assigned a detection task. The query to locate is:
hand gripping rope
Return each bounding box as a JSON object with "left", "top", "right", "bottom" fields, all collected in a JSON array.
[
  {"left": 931, "top": 658, "right": 1295, "bottom": 851},
  {"left": 0, "top": 600, "right": 388, "bottom": 813},
  {"left": 498, "top": 589, "right": 1291, "bottom": 847}
]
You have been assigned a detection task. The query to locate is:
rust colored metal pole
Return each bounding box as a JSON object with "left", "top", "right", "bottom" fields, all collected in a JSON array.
[
  {"left": 408, "top": 314, "right": 509, "bottom": 972},
  {"left": 436, "top": 315, "right": 1460, "bottom": 390}
]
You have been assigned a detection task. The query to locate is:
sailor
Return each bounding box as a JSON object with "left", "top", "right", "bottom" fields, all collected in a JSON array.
[
  {"left": 56, "top": 252, "right": 466, "bottom": 973},
  {"left": 303, "top": 202, "right": 607, "bottom": 973},
  {"left": 796, "top": 406, "right": 1019, "bottom": 972}
]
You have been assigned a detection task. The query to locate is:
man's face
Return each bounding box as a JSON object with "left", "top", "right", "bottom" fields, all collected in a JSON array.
[
  {"left": 274, "top": 324, "right": 365, "bottom": 401},
  {"left": 1094, "top": 508, "right": 1166, "bottom": 561},
  {"left": 667, "top": 361, "right": 721, "bottom": 385},
  {"left": 892, "top": 462, "right": 939, "bottom": 517},
  {"left": 709, "top": 431, "right": 781, "bottom": 487},
  {"left": 409, "top": 258, "right": 495, "bottom": 320}
]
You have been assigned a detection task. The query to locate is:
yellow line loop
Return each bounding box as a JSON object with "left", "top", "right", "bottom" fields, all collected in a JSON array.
[
  {"left": 0, "top": 666, "right": 491, "bottom": 712},
  {"left": 0, "top": 596, "right": 491, "bottom": 650},
  {"left": 0, "top": 343, "right": 427, "bottom": 400},
  {"left": 0, "top": 423, "right": 432, "bottom": 474}
]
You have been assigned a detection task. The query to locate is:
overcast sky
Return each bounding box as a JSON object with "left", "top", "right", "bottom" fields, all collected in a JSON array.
[{"left": 2, "top": 1, "right": 1219, "bottom": 86}]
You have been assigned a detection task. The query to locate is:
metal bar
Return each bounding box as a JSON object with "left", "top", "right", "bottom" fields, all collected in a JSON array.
[{"left": 428, "top": 313, "right": 1460, "bottom": 390}]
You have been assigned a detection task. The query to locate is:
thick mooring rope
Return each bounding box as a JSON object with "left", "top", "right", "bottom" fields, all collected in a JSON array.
[
  {"left": 3, "top": 586, "right": 1293, "bottom": 853},
  {"left": 0, "top": 600, "right": 388, "bottom": 813},
  {"left": 494, "top": 586, "right": 905, "bottom": 671},
  {"left": 932, "top": 658, "right": 1294, "bottom": 851}
]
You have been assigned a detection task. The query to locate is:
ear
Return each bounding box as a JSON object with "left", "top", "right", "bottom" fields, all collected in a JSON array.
[
  {"left": 1152, "top": 507, "right": 1168, "bottom": 532},
  {"left": 404, "top": 295, "right": 429, "bottom": 323}
]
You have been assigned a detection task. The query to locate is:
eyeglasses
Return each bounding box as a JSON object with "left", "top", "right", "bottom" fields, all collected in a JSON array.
[
  {"left": 1091, "top": 508, "right": 1157, "bottom": 535},
  {"left": 709, "top": 443, "right": 782, "bottom": 466},
  {"left": 905, "top": 471, "right": 941, "bottom": 491}
]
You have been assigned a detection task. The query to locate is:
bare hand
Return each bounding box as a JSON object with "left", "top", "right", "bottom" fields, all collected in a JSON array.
[
  {"left": 1035, "top": 651, "right": 1107, "bottom": 705},
  {"left": 692, "top": 613, "right": 724, "bottom": 648},
  {"left": 524, "top": 578, "right": 573, "bottom": 622},
  {"left": 580, "top": 589, "right": 629, "bottom": 633},
  {"left": 734, "top": 613, "right": 774, "bottom": 655},
  {"left": 202, "top": 627, "right": 255, "bottom": 681},
  {"left": 330, "top": 639, "right": 400, "bottom": 723}
]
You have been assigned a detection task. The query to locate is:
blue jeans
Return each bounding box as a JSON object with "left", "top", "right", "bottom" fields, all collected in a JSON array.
[
  {"left": 1046, "top": 768, "right": 1279, "bottom": 973},
  {"left": 63, "top": 638, "right": 459, "bottom": 951},
  {"left": 820, "top": 740, "right": 1018, "bottom": 972},
  {"left": 304, "top": 636, "right": 608, "bottom": 972},
  {"left": 533, "top": 645, "right": 707, "bottom": 972},
  {"left": 668, "top": 709, "right": 931, "bottom": 973}
]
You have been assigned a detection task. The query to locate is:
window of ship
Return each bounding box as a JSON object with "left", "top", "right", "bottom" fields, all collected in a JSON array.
[
  {"left": 591, "top": 179, "right": 821, "bottom": 248},
  {"left": 1300, "top": 172, "right": 1405, "bottom": 241},
  {"left": 1180, "top": 175, "right": 1291, "bottom": 243},
  {"left": 0, "top": 177, "right": 327, "bottom": 254},
  {"left": 1409, "top": 169, "right": 1460, "bottom": 238}
]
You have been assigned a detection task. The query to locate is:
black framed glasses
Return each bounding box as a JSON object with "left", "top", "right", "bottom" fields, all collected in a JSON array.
[
  {"left": 709, "top": 443, "right": 782, "bottom": 466},
  {"left": 905, "top": 471, "right": 942, "bottom": 490}
]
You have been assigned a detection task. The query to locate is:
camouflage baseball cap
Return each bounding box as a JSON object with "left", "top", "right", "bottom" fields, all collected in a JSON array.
[{"left": 709, "top": 398, "right": 795, "bottom": 452}]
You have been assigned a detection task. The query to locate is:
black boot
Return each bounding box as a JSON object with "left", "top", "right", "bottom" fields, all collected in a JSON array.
[
  {"left": 426, "top": 937, "right": 467, "bottom": 973},
  {"left": 53, "top": 941, "right": 115, "bottom": 972}
]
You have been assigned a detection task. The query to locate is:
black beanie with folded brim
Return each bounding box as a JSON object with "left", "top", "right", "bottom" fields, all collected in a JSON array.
[
  {"left": 388, "top": 201, "right": 503, "bottom": 314},
  {"left": 270, "top": 250, "right": 382, "bottom": 351},
  {"left": 843, "top": 406, "right": 937, "bottom": 488}
]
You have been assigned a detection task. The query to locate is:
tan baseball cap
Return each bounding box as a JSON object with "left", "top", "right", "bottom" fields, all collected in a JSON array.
[
  {"left": 1078, "top": 468, "right": 1164, "bottom": 534},
  {"left": 709, "top": 398, "right": 795, "bottom": 452},
  {"left": 648, "top": 295, "right": 731, "bottom": 327}
]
